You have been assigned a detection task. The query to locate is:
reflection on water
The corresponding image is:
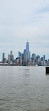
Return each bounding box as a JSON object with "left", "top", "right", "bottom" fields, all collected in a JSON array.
[{"left": 0, "top": 66, "right": 49, "bottom": 111}]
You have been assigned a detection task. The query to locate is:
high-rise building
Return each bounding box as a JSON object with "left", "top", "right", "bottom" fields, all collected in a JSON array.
[
  {"left": 2, "top": 53, "right": 5, "bottom": 63},
  {"left": 26, "top": 41, "right": 30, "bottom": 61},
  {"left": 43, "top": 55, "right": 45, "bottom": 61},
  {"left": 18, "top": 52, "right": 22, "bottom": 65},
  {"left": 18, "top": 52, "right": 22, "bottom": 58},
  {"left": 10, "top": 51, "right": 12, "bottom": 56},
  {"left": 26, "top": 41, "right": 29, "bottom": 53},
  {"left": 24, "top": 49, "right": 27, "bottom": 62},
  {"left": 32, "top": 53, "right": 36, "bottom": 60},
  {"left": 8, "top": 51, "right": 14, "bottom": 64},
  {"left": 8, "top": 54, "right": 10, "bottom": 64},
  {"left": 36, "top": 55, "right": 41, "bottom": 65}
]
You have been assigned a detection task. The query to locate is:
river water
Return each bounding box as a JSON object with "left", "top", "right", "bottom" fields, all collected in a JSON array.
[{"left": 0, "top": 66, "right": 49, "bottom": 111}]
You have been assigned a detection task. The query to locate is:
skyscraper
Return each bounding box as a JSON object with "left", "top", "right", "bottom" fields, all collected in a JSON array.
[
  {"left": 26, "top": 41, "right": 30, "bottom": 61},
  {"left": 24, "top": 49, "right": 27, "bottom": 62},
  {"left": 32, "top": 53, "right": 36, "bottom": 60},
  {"left": 8, "top": 51, "right": 14, "bottom": 64},
  {"left": 26, "top": 41, "right": 29, "bottom": 53},
  {"left": 2, "top": 53, "right": 5, "bottom": 63}
]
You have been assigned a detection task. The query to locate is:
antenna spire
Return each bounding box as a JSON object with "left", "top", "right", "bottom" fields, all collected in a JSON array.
[{"left": 27, "top": 38, "right": 28, "bottom": 42}]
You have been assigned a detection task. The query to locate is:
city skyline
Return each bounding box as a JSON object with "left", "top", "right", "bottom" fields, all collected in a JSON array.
[
  {"left": 0, "top": 0, "right": 49, "bottom": 60},
  {"left": 0, "top": 41, "right": 49, "bottom": 66},
  {"left": 0, "top": 40, "right": 49, "bottom": 61}
]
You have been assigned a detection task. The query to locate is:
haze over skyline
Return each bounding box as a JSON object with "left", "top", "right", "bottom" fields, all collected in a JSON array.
[{"left": 0, "top": 0, "right": 49, "bottom": 60}]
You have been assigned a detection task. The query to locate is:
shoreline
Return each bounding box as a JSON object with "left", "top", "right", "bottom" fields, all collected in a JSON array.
[{"left": 0, "top": 64, "right": 47, "bottom": 66}]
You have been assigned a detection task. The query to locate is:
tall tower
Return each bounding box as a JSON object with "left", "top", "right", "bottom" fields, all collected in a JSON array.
[
  {"left": 26, "top": 41, "right": 29, "bottom": 53},
  {"left": 2, "top": 53, "right": 5, "bottom": 63},
  {"left": 26, "top": 41, "right": 30, "bottom": 61}
]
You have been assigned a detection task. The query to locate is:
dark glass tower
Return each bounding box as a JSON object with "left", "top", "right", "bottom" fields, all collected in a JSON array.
[{"left": 2, "top": 53, "right": 5, "bottom": 63}]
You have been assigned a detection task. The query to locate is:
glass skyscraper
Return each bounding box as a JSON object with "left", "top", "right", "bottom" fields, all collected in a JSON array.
[
  {"left": 26, "top": 41, "right": 29, "bottom": 52},
  {"left": 26, "top": 41, "right": 30, "bottom": 61}
]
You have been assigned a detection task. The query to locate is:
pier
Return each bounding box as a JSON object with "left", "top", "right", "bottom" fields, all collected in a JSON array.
[{"left": 46, "top": 66, "right": 49, "bottom": 74}]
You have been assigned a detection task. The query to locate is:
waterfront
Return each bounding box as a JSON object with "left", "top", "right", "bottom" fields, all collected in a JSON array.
[{"left": 0, "top": 66, "right": 49, "bottom": 111}]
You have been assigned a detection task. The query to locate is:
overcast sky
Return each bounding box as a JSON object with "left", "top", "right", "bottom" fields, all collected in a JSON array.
[{"left": 0, "top": 0, "right": 49, "bottom": 60}]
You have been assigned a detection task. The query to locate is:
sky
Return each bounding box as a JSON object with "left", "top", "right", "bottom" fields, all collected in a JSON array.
[{"left": 0, "top": 0, "right": 49, "bottom": 60}]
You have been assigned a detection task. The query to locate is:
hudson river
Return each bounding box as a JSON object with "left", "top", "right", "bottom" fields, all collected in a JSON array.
[{"left": 0, "top": 66, "right": 49, "bottom": 111}]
